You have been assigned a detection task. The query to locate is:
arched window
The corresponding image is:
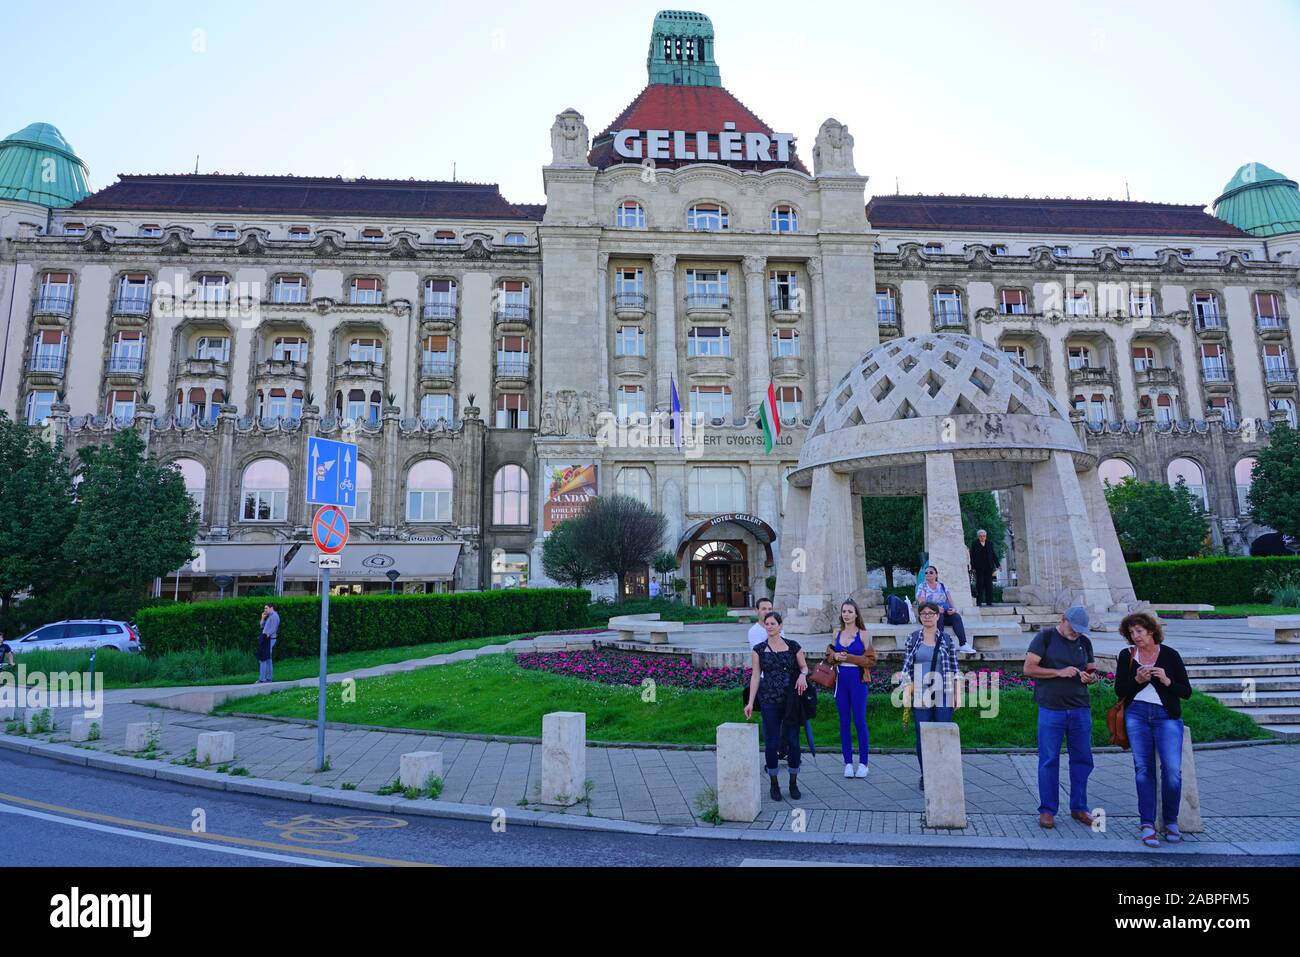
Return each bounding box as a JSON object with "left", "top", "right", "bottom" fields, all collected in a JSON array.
[
  {"left": 770, "top": 205, "right": 798, "bottom": 233},
  {"left": 1098, "top": 458, "right": 1136, "bottom": 488},
  {"left": 1167, "top": 457, "right": 1207, "bottom": 509},
  {"left": 1235, "top": 458, "right": 1257, "bottom": 515},
  {"left": 615, "top": 201, "right": 645, "bottom": 228},
  {"left": 344, "top": 461, "right": 372, "bottom": 524},
  {"left": 689, "top": 466, "right": 745, "bottom": 513},
  {"left": 407, "top": 460, "right": 453, "bottom": 523},
  {"left": 174, "top": 458, "right": 206, "bottom": 516},
  {"left": 241, "top": 459, "right": 289, "bottom": 521},
  {"left": 616, "top": 467, "right": 652, "bottom": 507},
  {"left": 492, "top": 465, "right": 529, "bottom": 525},
  {"left": 687, "top": 202, "right": 728, "bottom": 231}
]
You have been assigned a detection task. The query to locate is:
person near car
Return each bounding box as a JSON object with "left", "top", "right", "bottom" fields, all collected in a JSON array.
[
  {"left": 969, "top": 529, "right": 999, "bottom": 607},
  {"left": 1114, "top": 612, "right": 1193, "bottom": 847},
  {"left": 1024, "top": 606, "right": 1100, "bottom": 829},
  {"left": 257, "top": 603, "right": 281, "bottom": 684},
  {"left": 915, "top": 564, "right": 974, "bottom": 653},
  {"left": 744, "top": 611, "right": 808, "bottom": 801}
]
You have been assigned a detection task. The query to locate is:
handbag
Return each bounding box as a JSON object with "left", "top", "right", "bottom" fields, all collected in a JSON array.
[
  {"left": 1106, "top": 654, "right": 1139, "bottom": 750},
  {"left": 810, "top": 660, "right": 837, "bottom": 692}
]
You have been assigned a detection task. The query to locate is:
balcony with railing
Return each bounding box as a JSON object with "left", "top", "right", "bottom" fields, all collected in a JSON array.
[
  {"left": 28, "top": 351, "right": 66, "bottom": 384},
  {"left": 768, "top": 293, "right": 802, "bottom": 320},
  {"left": 493, "top": 302, "right": 532, "bottom": 326},
  {"left": 1199, "top": 362, "right": 1231, "bottom": 385},
  {"left": 613, "top": 292, "right": 648, "bottom": 319},
  {"left": 771, "top": 355, "right": 804, "bottom": 380},
  {"left": 259, "top": 357, "right": 308, "bottom": 380},
  {"left": 333, "top": 359, "right": 384, "bottom": 382},
  {"left": 1068, "top": 366, "right": 1114, "bottom": 387},
  {"left": 1256, "top": 313, "right": 1290, "bottom": 339},
  {"left": 932, "top": 307, "right": 967, "bottom": 330},
  {"left": 33, "top": 293, "right": 74, "bottom": 318},
  {"left": 684, "top": 293, "right": 731, "bottom": 319},
  {"left": 422, "top": 301, "right": 458, "bottom": 323},
  {"left": 1264, "top": 365, "right": 1297, "bottom": 387},
  {"left": 180, "top": 356, "right": 229, "bottom": 380},
  {"left": 1194, "top": 312, "right": 1226, "bottom": 337},
  {"left": 112, "top": 294, "right": 152, "bottom": 320},
  {"left": 420, "top": 357, "right": 456, "bottom": 387},
  {"left": 1134, "top": 367, "right": 1179, "bottom": 388},
  {"left": 495, "top": 356, "right": 530, "bottom": 379}
]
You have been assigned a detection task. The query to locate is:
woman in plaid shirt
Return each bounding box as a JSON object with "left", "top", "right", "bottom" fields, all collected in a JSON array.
[{"left": 896, "top": 600, "right": 962, "bottom": 790}]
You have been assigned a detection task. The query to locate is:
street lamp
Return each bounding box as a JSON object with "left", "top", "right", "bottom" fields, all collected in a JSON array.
[{"left": 386, "top": 569, "right": 400, "bottom": 594}]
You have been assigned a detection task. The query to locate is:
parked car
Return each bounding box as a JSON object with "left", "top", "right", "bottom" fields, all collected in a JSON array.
[{"left": 9, "top": 620, "right": 143, "bottom": 655}]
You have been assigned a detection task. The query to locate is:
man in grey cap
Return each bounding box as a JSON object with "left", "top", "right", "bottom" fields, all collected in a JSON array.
[{"left": 1024, "top": 606, "right": 1099, "bottom": 829}]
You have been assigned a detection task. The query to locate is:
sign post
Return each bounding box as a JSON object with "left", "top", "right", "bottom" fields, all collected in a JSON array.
[{"left": 310, "top": 501, "right": 350, "bottom": 772}]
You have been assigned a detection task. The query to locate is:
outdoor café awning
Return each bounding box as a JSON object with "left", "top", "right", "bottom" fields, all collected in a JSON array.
[
  {"left": 176, "top": 543, "right": 285, "bottom": 577},
  {"left": 282, "top": 542, "right": 463, "bottom": 581}
]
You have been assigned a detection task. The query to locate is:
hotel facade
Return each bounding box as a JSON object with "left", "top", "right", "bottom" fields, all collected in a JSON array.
[{"left": 2, "top": 10, "right": 1299, "bottom": 603}]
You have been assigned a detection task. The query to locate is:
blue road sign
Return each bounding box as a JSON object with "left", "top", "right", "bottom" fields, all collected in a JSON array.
[{"left": 306, "top": 436, "right": 358, "bottom": 507}]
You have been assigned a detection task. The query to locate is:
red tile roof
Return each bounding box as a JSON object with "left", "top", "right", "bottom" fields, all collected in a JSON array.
[
  {"left": 866, "top": 194, "right": 1247, "bottom": 238},
  {"left": 73, "top": 173, "right": 542, "bottom": 221},
  {"left": 588, "top": 84, "right": 808, "bottom": 173}
]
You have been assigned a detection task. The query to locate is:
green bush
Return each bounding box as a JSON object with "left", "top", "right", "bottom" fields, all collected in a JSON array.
[
  {"left": 585, "top": 597, "right": 731, "bottom": 625},
  {"left": 1127, "top": 556, "right": 1300, "bottom": 605},
  {"left": 135, "top": 588, "right": 590, "bottom": 659}
]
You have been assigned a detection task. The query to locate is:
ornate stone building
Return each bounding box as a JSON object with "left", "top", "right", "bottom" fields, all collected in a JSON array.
[{"left": 2, "top": 11, "right": 1298, "bottom": 603}]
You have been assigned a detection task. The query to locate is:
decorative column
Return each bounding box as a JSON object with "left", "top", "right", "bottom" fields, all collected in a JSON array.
[
  {"left": 795, "top": 465, "right": 858, "bottom": 630},
  {"left": 210, "top": 403, "right": 239, "bottom": 540},
  {"left": 1006, "top": 485, "right": 1033, "bottom": 598},
  {"left": 773, "top": 480, "right": 809, "bottom": 614},
  {"left": 652, "top": 253, "right": 677, "bottom": 410},
  {"left": 297, "top": 404, "right": 320, "bottom": 533},
  {"left": 923, "top": 452, "right": 974, "bottom": 612},
  {"left": 1079, "top": 465, "right": 1138, "bottom": 604},
  {"left": 743, "top": 255, "right": 768, "bottom": 410},
  {"left": 808, "top": 259, "right": 831, "bottom": 405},
  {"left": 380, "top": 403, "right": 401, "bottom": 537},
  {"left": 459, "top": 403, "right": 484, "bottom": 590},
  {"left": 1027, "top": 451, "right": 1113, "bottom": 611}
]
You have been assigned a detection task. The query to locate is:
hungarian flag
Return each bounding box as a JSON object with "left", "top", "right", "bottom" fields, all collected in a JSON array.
[{"left": 757, "top": 382, "right": 781, "bottom": 453}]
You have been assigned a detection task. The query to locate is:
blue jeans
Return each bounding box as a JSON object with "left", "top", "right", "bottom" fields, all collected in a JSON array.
[
  {"left": 835, "top": 672, "right": 869, "bottom": 765},
  {"left": 258, "top": 638, "right": 276, "bottom": 681},
  {"left": 1037, "top": 706, "right": 1093, "bottom": 815},
  {"left": 1125, "top": 699, "right": 1184, "bottom": 828},
  {"left": 914, "top": 706, "right": 954, "bottom": 773},
  {"left": 759, "top": 701, "right": 800, "bottom": 775}
]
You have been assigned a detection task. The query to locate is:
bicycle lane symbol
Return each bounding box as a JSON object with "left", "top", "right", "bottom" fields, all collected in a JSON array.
[{"left": 263, "top": 814, "right": 408, "bottom": 844}]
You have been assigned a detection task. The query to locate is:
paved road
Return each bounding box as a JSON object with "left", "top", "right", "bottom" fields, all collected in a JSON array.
[{"left": 3, "top": 752, "right": 1292, "bottom": 868}]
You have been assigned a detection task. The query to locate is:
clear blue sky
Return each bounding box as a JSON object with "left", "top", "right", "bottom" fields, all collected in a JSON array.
[{"left": 5, "top": 0, "right": 1298, "bottom": 208}]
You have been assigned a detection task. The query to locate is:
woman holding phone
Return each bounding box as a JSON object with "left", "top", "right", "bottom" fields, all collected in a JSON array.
[
  {"left": 744, "top": 611, "right": 809, "bottom": 801},
  {"left": 823, "top": 599, "right": 876, "bottom": 778},
  {"left": 1114, "top": 612, "right": 1193, "bottom": 847},
  {"left": 914, "top": 564, "right": 974, "bottom": 653},
  {"left": 895, "top": 600, "right": 961, "bottom": 789}
]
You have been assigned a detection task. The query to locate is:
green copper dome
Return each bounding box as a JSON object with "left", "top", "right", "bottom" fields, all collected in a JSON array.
[
  {"left": 0, "top": 123, "right": 92, "bottom": 207},
  {"left": 1213, "top": 162, "right": 1300, "bottom": 238},
  {"left": 647, "top": 10, "right": 721, "bottom": 86}
]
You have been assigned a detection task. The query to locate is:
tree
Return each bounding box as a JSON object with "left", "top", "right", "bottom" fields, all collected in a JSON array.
[
  {"left": 860, "top": 496, "right": 923, "bottom": 589},
  {"left": 541, "top": 519, "right": 606, "bottom": 589},
  {"left": 61, "top": 428, "right": 199, "bottom": 618},
  {"left": 0, "top": 412, "right": 76, "bottom": 628},
  {"left": 1104, "top": 476, "right": 1210, "bottom": 561},
  {"left": 572, "top": 494, "right": 669, "bottom": 602},
  {"left": 1248, "top": 424, "right": 1300, "bottom": 542}
]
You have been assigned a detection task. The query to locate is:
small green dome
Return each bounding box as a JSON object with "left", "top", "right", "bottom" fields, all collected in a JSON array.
[
  {"left": 1213, "top": 162, "right": 1300, "bottom": 238},
  {"left": 0, "top": 122, "right": 92, "bottom": 207}
]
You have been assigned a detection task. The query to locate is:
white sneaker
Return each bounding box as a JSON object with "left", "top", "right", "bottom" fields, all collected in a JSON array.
[
  {"left": 844, "top": 763, "right": 855, "bottom": 777},
  {"left": 960, "top": 643, "right": 976, "bottom": 654},
  {"left": 854, "top": 764, "right": 870, "bottom": 778}
]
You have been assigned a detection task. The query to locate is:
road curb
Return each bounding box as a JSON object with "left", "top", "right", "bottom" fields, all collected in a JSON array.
[{"left": 4, "top": 733, "right": 1297, "bottom": 856}]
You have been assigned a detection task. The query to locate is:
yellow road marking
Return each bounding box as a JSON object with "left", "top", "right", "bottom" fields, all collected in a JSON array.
[{"left": 0, "top": 790, "right": 437, "bottom": 867}]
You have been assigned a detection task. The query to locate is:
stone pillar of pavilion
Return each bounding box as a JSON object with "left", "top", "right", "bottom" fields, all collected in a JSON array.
[
  {"left": 1026, "top": 451, "right": 1114, "bottom": 612},
  {"left": 923, "top": 452, "right": 974, "bottom": 613},
  {"left": 1079, "top": 465, "right": 1138, "bottom": 604}
]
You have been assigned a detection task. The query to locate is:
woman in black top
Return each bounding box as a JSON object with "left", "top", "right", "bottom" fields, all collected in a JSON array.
[
  {"left": 744, "top": 611, "right": 809, "bottom": 801},
  {"left": 1114, "top": 612, "right": 1193, "bottom": 847}
]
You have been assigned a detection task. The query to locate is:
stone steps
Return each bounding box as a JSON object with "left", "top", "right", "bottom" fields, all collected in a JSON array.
[
  {"left": 1206, "top": 691, "right": 1300, "bottom": 709},
  {"left": 1258, "top": 724, "right": 1300, "bottom": 739},
  {"left": 1184, "top": 663, "right": 1300, "bottom": 678},
  {"left": 1229, "top": 706, "right": 1300, "bottom": 724},
  {"left": 1182, "top": 653, "right": 1300, "bottom": 666},
  {"left": 1193, "top": 676, "right": 1300, "bottom": 693}
]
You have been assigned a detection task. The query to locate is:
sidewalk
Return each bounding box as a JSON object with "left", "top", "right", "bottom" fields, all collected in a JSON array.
[{"left": 7, "top": 628, "right": 1300, "bottom": 853}]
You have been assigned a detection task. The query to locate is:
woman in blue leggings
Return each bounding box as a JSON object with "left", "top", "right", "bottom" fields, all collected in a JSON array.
[{"left": 824, "top": 599, "right": 876, "bottom": 778}]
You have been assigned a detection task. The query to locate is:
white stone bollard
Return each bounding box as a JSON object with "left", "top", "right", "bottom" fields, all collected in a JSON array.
[
  {"left": 70, "top": 719, "right": 96, "bottom": 742},
  {"left": 920, "top": 722, "right": 967, "bottom": 828},
  {"left": 124, "top": 721, "right": 159, "bottom": 752},
  {"left": 541, "top": 711, "right": 586, "bottom": 806},
  {"left": 399, "top": 751, "right": 443, "bottom": 790},
  {"left": 0, "top": 705, "right": 17, "bottom": 722},
  {"left": 716, "top": 722, "right": 761, "bottom": 822},
  {"left": 197, "top": 731, "right": 236, "bottom": 764},
  {"left": 1157, "top": 725, "right": 1203, "bottom": 833}
]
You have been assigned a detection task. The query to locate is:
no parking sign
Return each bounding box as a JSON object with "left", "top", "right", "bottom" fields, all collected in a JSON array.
[{"left": 312, "top": 505, "right": 349, "bottom": 554}]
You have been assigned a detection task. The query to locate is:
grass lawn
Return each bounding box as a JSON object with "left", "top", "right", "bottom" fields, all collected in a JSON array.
[
  {"left": 6, "top": 632, "right": 552, "bottom": 690},
  {"left": 217, "top": 653, "right": 1272, "bottom": 748},
  {"left": 1181, "top": 604, "right": 1300, "bottom": 619}
]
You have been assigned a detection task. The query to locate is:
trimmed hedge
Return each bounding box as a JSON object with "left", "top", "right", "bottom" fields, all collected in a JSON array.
[
  {"left": 1126, "top": 556, "right": 1300, "bottom": 605},
  {"left": 135, "top": 588, "right": 590, "bottom": 659}
]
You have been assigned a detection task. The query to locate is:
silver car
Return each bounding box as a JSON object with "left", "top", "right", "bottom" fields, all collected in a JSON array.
[{"left": 10, "top": 619, "right": 143, "bottom": 655}]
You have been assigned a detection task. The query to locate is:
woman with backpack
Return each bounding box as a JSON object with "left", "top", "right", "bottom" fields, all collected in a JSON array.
[
  {"left": 823, "top": 599, "right": 877, "bottom": 778},
  {"left": 744, "top": 611, "right": 808, "bottom": 801},
  {"left": 895, "top": 600, "right": 962, "bottom": 790},
  {"left": 915, "top": 564, "right": 974, "bottom": 653}
]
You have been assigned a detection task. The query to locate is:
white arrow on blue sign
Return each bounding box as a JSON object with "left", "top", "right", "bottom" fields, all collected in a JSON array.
[{"left": 306, "top": 436, "right": 358, "bottom": 508}]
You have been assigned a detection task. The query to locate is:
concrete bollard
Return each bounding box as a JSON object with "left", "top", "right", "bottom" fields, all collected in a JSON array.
[
  {"left": 0, "top": 705, "right": 17, "bottom": 722},
  {"left": 541, "top": 711, "right": 586, "bottom": 806},
  {"left": 920, "top": 722, "right": 967, "bottom": 828},
  {"left": 716, "top": 722, "right": 761, "bottom": 822},
  {"left": 1157, "top": 725, "right": 1203, "bottom": 833},
  {"left": 124, "top": 721, "right": 159, "bottom": 752},
  {"left": 197, "top": 731, "right": 236, "bottom": 764},
  {"left": 399, "top": 751, "right": 443, "bottom": 790},
  {"left": 70, "top": 719, "right": 97, "bottom": 742},
  {"left": 972, "top": 635, "right": 1001, "bottom": 652}
]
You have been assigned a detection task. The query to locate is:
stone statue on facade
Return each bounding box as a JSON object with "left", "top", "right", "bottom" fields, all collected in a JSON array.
[
  {"left": 557, "top": 390, "right": 578, "bottom": 435},
  {"left": 578, "top": 390, "right": 598, "bottom": 436},
  {"left": 549, "top": 108, "right": 590, "bottom": 167},
  {"left": 812, "top": 118, "right": 856, "bottom": 177},
  {"left": 539, "top": 391, "right": 558, "bottom": 435}
]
